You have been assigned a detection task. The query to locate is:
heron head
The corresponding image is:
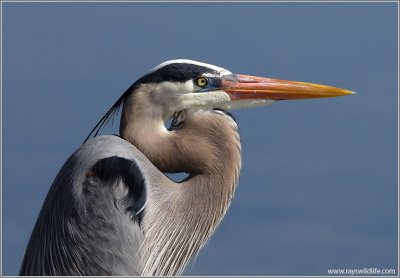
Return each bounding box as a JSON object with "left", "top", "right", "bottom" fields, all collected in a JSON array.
[
  {"left": 130, "top": 59, "right": 354, "bottom": 121},
  {"left": 85, "top": 59, "right": 354, "bottom": 142}
]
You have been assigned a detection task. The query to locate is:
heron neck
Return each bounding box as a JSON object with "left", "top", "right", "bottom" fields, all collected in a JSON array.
[{"left": 137, "top": 110, "right": 242, "bottom": 276}]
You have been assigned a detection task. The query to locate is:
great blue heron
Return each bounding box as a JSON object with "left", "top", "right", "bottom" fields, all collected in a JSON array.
[{"left": 20, "top": 59, "right": 353, "bottom": 276}]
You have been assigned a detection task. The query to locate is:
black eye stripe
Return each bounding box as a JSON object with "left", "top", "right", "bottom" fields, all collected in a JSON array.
[{"left": 138, "top": 63, "right": 219, "bottom": 84}]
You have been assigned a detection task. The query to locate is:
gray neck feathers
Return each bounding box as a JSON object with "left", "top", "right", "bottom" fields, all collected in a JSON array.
[{"left": 124, "top": 109, "right": 242, "bottom": 275}]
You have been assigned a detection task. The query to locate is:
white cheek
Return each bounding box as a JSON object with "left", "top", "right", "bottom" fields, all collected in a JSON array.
[
  {"left": 182, "top": 80, "right": 194, "bottom": 92},
  {"left": 178, "top": 91, "right": 231, "bottom": 110},
  {"left": 218, "top": 99, "right": 275, "bottom": 110},
  {"left": 156, "top": 80, "right": 193, "bottom": 93}
]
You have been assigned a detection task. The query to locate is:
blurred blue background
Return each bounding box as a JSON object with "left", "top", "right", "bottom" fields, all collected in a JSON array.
[{"left": 2, "top": 2, "right": 398, "bottom": 276}]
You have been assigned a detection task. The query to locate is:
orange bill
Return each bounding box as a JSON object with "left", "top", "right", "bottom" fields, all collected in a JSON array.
[{"left": 221, "top": 74, "right": 355, "bottom": 100}]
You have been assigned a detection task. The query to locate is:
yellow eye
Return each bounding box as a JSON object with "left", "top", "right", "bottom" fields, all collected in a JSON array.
[{"left": 196, "top": 77, "right": 208, "bottom": 87}]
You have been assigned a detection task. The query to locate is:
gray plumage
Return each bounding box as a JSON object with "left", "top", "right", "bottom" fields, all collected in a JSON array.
[
  {"left": 21, "top": 108, "right": 241, "bottom": 276},
  {"left": 20, "top": 136, "right": 146, "bottom": 275}
]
